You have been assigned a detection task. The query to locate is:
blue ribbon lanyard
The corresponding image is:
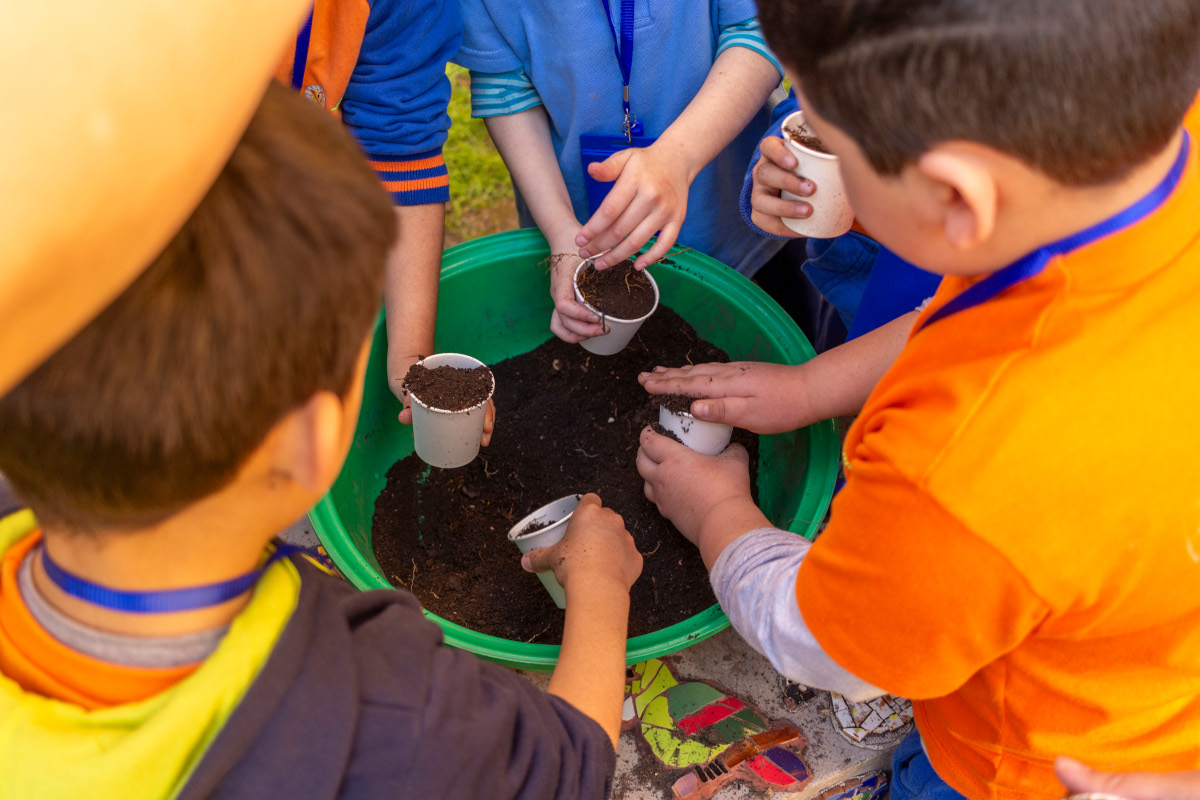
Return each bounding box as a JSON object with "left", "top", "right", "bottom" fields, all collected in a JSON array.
[
  {"left": 600, "top": 0, "right": 642, "bottom": 142},
  {"left": 41, "top": 542, "right": 303, "bottom": 614},
  {"left": 290, "top": 7, "right": 315, "bottom": 91},
  {"left": 917, "top": 130, "right": 1191, "bottom": 333}
]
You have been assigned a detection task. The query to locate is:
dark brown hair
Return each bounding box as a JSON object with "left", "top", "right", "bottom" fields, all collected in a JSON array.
[
  {"left": 758, "top": 0, "right": 1200, "bottom": 185},
  {"left": 0, "top": 83, "right": 396, "bottom": 530}
]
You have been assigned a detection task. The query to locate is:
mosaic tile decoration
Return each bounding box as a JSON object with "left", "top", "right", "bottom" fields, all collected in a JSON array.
[
  {"left": 811, "top": 770, "right": 889, "bottom": 800},
  {"left": 623, "top": 658, "right": 811, "bottom": 800},
  {"left": 829, "top": 692, "right": 913, "bottom": 750}
]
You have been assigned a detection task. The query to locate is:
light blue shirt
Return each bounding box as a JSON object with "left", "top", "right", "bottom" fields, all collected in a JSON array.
[{"left": 453, "top": 0, "right": 784, "bottom": 276}]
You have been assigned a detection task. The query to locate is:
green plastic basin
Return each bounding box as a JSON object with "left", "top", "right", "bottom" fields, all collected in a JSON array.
[{"left": 309, "top": 228, "right": 838, "bottom": 670}]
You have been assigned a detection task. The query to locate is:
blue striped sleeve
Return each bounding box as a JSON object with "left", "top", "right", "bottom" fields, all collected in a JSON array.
[
  {"left": 717, "top": 18, "right": 783, "bottom": 78},
  {"left": 468, "top": 68, "right": 544, "bottom": 118}
]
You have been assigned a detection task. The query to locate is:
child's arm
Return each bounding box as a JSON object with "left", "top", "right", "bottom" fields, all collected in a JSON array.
[
  {"left": 576, "top": 46, "right": 781, "bottom": 269},
  {"left": 636, "top": 431, "right": 882, "bottom": 700},
  {"left": 639, "top": 309, "right": 919, "bottom": 433},
  {"left": 523, "top": 494, "right": 642, "bottom": 745},
  {"left": 484, "top": 107, "right": 607, "bottom": 344}
]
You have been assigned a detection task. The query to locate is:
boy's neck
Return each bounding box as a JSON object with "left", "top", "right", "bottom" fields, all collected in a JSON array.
[
  {"left": 1000, "top": 130, "right": 1187, "bottom": 268},
  {"left": 31, "top": 491, "right": 293, "bottom": 637}
]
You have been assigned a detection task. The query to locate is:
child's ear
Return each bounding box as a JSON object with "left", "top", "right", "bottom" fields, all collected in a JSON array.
[
  {"left": 269, "top": 390, "right": 348, "bottom": 495},
  {"left": 917, "top": 145, "right": 999, "bottom": 250}
]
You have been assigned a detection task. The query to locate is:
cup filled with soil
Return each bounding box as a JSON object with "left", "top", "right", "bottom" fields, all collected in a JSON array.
[
  {"left": 573, "top": 257, "right": 659, "bottom": 356},
  {"left": 779, "top": 110, "right": 855, "bottom": 238},
  {"left": 403, "top": 353, "right": 495, "bottom": 469},
  {"left": 507, "top": 494, "right": 584, "bottom": 609},
  {"left": 656, "top": 394, "right": 733, "bottom": 456}
]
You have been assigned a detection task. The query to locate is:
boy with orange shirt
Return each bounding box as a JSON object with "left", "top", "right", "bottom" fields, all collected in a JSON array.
[
  {"left": 636, "top": 1, "right": 1200, "bottom": 797},
  {"left": 0, "top": 84, "right": 640, "bottom": 798}
]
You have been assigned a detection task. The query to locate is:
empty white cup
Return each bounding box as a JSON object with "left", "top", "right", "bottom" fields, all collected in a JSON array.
[
  {"left": 507, "top": 494, "right": 584, "bottom": 608},
  {"left": 779, "top": 111, "right": 855, "bottom": 238},
  {"left": 573, "top": 258, "right": 660, "bottom": 356},
  {"left": 406, "top": 353, "right": 495, "bottom": 469},
  {"left": 658, "top": 405, "right": 733, "bottom": 456}
]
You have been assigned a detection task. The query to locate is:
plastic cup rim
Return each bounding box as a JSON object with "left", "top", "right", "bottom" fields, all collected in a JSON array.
[
  {"left": 780, "top": 111, "right": 840, "bottom": 162},
  {"left": 507, "top": 493, "right": 585, "bottom": 543},
  {"left": 407, "top": 352, "right": 496, "bottom": 415},
  {"left": 573, "top": 258, "right": 661, "bottom": 324}
]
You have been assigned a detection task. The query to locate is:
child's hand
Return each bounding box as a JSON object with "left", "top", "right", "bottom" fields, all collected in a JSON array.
[
  {"left": 392, "top": 358, "right": 496, "bottom": 446},
  {"left": 575, "top": 144, "right": 692, "bottom": 270},
  {"left": 1056, "top": 756, "right": 1200, "bottom": 800},
  {"left": 750, "top": 137, "right": 816, "bottom": 238},
  {"left": 640, "top": 361, "right": 815, "bottom": 434},
  {"left": 548, "top": 245, "right": 607, "bottom": 344},
  {"left": 522, "top": 493, "right": 642, "bottom": 594},
  {"left": 637, "top": 427, "right": 767, "bottom": 568}
]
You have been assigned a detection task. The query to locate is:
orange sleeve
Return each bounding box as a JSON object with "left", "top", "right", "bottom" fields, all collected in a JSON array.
[
  {"left": 1186, "top": 91, "right": 1200, "bottom": 133},
  {"left": 796, "top": 456, "right": 1049, "bottom": 700}
]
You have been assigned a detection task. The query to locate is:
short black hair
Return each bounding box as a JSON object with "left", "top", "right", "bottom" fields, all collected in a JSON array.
[
  {"left": 0, "top": 83, "right": 396, "bottom": 531},
  {"left": 758, "top": 0, "right": 1200, "bottom": 185}
]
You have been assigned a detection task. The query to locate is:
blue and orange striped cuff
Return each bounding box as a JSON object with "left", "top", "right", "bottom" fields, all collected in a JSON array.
[{"left": 369, "top": 148, "right": 450, "bottom": 205}]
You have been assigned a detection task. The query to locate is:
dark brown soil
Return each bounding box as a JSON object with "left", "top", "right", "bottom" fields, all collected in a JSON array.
[
  {"left": 372, "top": 306, "right": 758, "bottom": 643},
  {"left": 649, "top": 422, "right": 684, "bottom": 445},
  {"left": 576, "top": 259, "right": 657, "bottom": 320},
  {"left": 403, "top": 363, "right": 493, "bottom": 411},
  {"left": 658, "top": 394, "right": 697, "bottom": 415},
  {"left": 784, "top": 122, "right": 831, "bottom": 155}
]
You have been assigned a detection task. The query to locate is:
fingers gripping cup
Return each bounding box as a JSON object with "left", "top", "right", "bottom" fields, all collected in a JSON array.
[
  {"left": 507, "top": 494, "right": 584, "bottom": 609},
  {"left": 404, "top": 353, "right": 495, "bottom": 469},
  {"left": 573, "top": 258, "right": 660, "bottom": 356},
  {"left": 779, "top": 111, "right": 855, "bottom": 238},
  {"left": 657, "top": 396, "right": 733, "bottom": 456}
]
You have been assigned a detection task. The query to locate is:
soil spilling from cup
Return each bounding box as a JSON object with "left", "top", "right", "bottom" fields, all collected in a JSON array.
[
  {"left": 403, "top": 363, "right": 494, "bottom": 411},
  {"left": 576, "top": 259, "right": 657, "bottom": 319},
  {"left": 783, "top": 121, "right": 831, "bottom": 155},
  {"left": 372, "top": 306, "right": 759, "bottom": 643},
  {"left": 658, "top": 394, "right": 698, "bottom": 415},
  {"left": 649, "top": 422, "right": 685, "bottom": 445}
]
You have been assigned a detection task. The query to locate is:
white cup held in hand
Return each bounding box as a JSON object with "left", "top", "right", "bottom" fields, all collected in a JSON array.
[
  {"left": 779, "top": 111, "right": 855, "bottom": 238},
  {"left": 507, "top": 494, "right": 584, "bottom": 608},
  {"left": 658, "top": 405, "right": 733, "bottom": 456},
  {"left": 573, "top": 259, "right": 660, "bottom": 356},
  {"left": 406, "top": 353, "right": 494, "bottom": 469}
]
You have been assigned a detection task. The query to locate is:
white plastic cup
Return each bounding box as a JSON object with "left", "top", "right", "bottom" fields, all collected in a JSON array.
[
  {"left": 658, "top": 405, "right": 733, "bottom": 456},
  {"left": 407, "top": 353, "right": 495, "bottom": 469},
  {"left": 779, "top": 111, "right": 855, "bottom": 238},
  {"left": 507, "top": 494, "right": 583, "bottom": 608},
  {"left": 573, "top": 258, "right": 660, "bottom": 356}
]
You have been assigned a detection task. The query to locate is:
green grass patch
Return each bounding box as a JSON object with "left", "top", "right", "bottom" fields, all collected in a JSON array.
[{"left": 444, "top": 64, "right": 517, "bottom": 245}]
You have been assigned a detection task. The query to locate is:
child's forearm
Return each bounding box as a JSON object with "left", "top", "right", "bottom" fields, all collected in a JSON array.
[
  {"left": 548, "top": 576, "right": 631, "bottom": 747},
  {"left": 794, "top": 310, "right": 919, "bottom": 424},
  {"left": 383, "top": 204, "right": 443, "bottom": 380},
  {"left": 652, "top": 47, "right": 780, "bottom": 182},
  {"left": 484, "top": 109, "right": 581, "bottom": 249}
]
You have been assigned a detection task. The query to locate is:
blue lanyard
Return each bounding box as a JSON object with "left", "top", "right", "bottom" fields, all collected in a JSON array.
[
  {"left": 599, "top": 0, "right": 642, "bottom": 141},
  {"left": 41, "top": 542, "right": 302, "bottom": 614},
  {"left": 291, "top": 8, "right": 315, "bottom": 90},
  {"left": 918, "top": 131, "right": 1191, "bottom": 332}
]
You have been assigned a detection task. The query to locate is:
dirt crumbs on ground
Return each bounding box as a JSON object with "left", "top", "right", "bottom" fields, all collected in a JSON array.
[
  {"left": 372, "top": 306, "right": 758, "bottom": 643},
  {"left": 403, "top": 363, "right": 493, "bottom": 411},
  {"left": 576, "top": 259, "right": 657, "bottom": 320},
  {"left": 784, "top": 122, "right": 831, "bottom": 155}
]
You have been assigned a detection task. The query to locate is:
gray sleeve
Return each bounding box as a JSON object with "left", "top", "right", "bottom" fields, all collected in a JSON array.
[{"left": 711, "top": 528, "right": 886, "bottom": 702}]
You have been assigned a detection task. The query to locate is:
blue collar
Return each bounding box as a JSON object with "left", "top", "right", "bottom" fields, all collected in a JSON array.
[
  {"left": 919, "top": 130, "right": 1191, "bottom": 331},
  {"left": 40, "top": 541, "right": 302, "bottom": 614}
]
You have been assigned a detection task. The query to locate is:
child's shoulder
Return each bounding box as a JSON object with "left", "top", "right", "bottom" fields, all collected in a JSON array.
[{"left": 181, "top": 556, "right": 615, "bottom": 799}]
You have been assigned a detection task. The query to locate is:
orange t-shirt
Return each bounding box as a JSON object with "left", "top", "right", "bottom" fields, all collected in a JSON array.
[
  {"left": 798, "top": 130, "right": 1200, "bottom": 799},
  {"left": 0, "top": 530, "right": 197, "bottom": 709}
]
